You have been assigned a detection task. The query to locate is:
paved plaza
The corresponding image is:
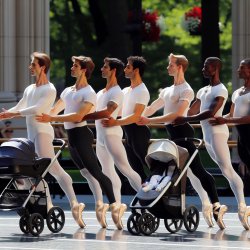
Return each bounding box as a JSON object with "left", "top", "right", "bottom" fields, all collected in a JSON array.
[{"left": 0, "top": 195, "right": 250, "bottom": 250}]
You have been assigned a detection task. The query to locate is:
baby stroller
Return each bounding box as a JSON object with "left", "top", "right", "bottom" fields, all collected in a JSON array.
[
  {"left": 127, "top": 138, "right": 202, "bottom": 235},
  {"left": 0, "top": 138, "right": 66, "bottom": 236}
]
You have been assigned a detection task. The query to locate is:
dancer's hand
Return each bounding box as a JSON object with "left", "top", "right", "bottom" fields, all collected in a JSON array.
[
  {"left": 0, "top": 108, "right": 16, "bottom": 119},
  {"left": 209, "top": 117, "right": 226, "bottom": 126},
  {"left": 101, "top": 117, "right": 116, "bottom": 127},
  {"left": 36, "top": 113, "right": 52, "bottom": 123},
  {"left": 137, "top": 116, "right": 150, "bottom": 125},
  {"left": 173, "top": 116, "right": 186, "bottom": 125}
]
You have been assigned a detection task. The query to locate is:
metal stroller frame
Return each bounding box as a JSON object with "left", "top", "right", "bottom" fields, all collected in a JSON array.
[
  {"left": 127, "top": 138, "right": 203, "bottom": 235},
  {"left": 0, "top": 138, "right": 67, "bottom": 236}
]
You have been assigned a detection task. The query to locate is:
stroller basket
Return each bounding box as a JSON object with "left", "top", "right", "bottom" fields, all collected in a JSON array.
[{"left": 0, "top": 189, "right": 30, "bottom": 209}]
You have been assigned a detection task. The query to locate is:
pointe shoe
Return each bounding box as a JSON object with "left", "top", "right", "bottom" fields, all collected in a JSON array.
[
  {"left": 110, "top": 203, "right": 127, "bottom": 230},
  {"left": 202, "top": 204, "right": 214, "bottom": 227},
  {"left": 213, "top": 205, "right": 228, "bottom": 230},
  {"left": 238, "top": 205, "right": 250, "bottom": 230},
  {"left": 96, "top": 201, "right": 109, "bottom": 228},
  {"left": 72, "top": 203, "right": 86, "bottom": 228}
]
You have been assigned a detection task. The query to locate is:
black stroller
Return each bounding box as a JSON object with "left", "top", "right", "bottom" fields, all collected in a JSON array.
[
  {"left": 127, "top": 138, "right": 202, "bottom": 235},
  {"left": 0, "top": 138, "right": 66, "bottom": 236}
]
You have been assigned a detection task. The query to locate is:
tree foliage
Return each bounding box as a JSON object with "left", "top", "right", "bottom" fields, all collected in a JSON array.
[{"left": 50, "top": 0, "right": 232, "bottom": 99}]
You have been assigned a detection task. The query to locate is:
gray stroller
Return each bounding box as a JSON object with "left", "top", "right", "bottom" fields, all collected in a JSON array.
[
  {"left": 127, "top": 138, "right": 202, "bottom": 235},
  {"left": 0, "top": 138, "right": 66, "bottom": 236}
]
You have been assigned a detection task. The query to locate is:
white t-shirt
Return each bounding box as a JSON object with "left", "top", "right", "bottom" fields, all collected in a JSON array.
[
  {"left": 232, "top": 88, "right": 250, "bottom": 117},
  {"left": 159, "top": 82, "right": 194, "bottom": 124},
  {"left": 8, "top": 82, "right": 56, "bottom": 141},
  {"left": 122, "top": 83, "right": 150, "bottom": 118},
  {"left": 60, "top": 85, "right": 96, "bottom": 129},
  {"left": 95, "top": 85, "right": 124, "bottom": 143},
  {"left": 197, "top": 83, "right": 228, "bottom": 135}
]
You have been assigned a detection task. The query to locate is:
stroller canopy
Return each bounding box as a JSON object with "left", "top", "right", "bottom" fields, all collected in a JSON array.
[
  {"left": 145, "top": 139, "right": 179, "bottom": 168},
  {"left": 0, "top": 138, "right": 36, "bottom": 166}
]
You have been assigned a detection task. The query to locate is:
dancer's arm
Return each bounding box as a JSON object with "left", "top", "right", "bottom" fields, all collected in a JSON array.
[
  {"left": 138, "top": 99, "right": 189, "bottom": 125},
  {"left": 102, "top": 103, "right": 145, "bottom": 127}
]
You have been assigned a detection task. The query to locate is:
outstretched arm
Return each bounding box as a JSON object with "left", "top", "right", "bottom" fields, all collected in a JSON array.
[
  {"left": 144, "top": 97, "right": 164, "bottom": 117},
  {"left": 174, "top": 96, "right": 225, "bottom": 125},
  {"left": 36, "top": 101, "right": 93, "bottom": 123},
  {"left": 138, "top": 99, "right": 190, "bottom": 125},
  {"left": 101, "top": 103, "right": 145, "bottom": 127},
  {"left": 82, "top": 101, "right": 118, "bottom": 121}
]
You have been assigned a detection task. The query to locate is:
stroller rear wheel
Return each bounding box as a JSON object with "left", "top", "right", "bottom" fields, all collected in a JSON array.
[
  {"left": 19, "top": 215, "right": 30, "bottom": 234},
  {"left": 28, "top": 213, "right": 44, "bottom": 236},
  {"left": 127, "top": 212, "right": 141, "bottom": 235},
  {"left": 46, "top": 206, "right": 65, "bottom": 233},
  {"left": 183, "top": 205, "right": 199, "bottom": 232},
  {"left": 164, "top": 218, "right": 183, "bottom": 233},
  {"left": 138, "top": 213, "right": 157, "bottom": 236}
]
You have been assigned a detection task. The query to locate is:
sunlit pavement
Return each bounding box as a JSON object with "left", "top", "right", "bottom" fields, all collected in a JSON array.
[{"left": 0, "top": 195, "right": 250, "bottom": 250}]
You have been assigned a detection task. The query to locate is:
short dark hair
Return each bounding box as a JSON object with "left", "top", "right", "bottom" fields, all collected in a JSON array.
[
  {"left": 104, "top": 57, "right": 124, "bottom": 78},
  {"left": 206, "top": 57, "right": 222, "bottom": 71},
  {"left": 31, "top": 52, "right": 51, "bottom": 74},
  {"left": 127, "top": 56, "right": 147, "bottom": 76},
  {"left": 72, "top": 56, "right": 95, "bottom": 79}
]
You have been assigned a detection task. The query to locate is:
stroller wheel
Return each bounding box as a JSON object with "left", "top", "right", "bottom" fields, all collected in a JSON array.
[
  {"left": 127, "top": 213, "right": 141, "bottom": 235},
  {"left": 138, "top": 213, "right": 156, "bottom": 236},
  {"left": 152, "top": 217, "right": 160, "bottom": 233},
  {"left": 28, "top": 213, "right": 44, "bottom": 236},
  {"left": 183, "top": 205, "right": 200, "bottom": 232},
  {"left": 164, "top": 218, "right": 183, "bottom": 233},
  {"left": 46, "top": 206, "right": 65, "bottom": 233},
  {"left": 19, "top": 215, "right": 30, "bottom": 234}
]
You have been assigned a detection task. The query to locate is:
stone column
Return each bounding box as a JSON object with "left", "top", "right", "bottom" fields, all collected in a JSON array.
[
  {"left": 0, "top": 0, "right": 16, "bottom": 102},
  {"left": 232, "top": 0, "right": 250, "bottom": 89},
  {"left": 0, "top": 0, "right": 50, "bottom": 102},
  {"left": 231, "top": 0, "right": 250, "bottom": 163}
]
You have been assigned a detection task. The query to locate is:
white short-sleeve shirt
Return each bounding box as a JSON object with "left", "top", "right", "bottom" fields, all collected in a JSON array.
[
  {"left": 122, "top": 83, "right": 150, "bottom": 118},
  {"left": 197, "top": 83, "right": 228, "bottom": 135},
  {"left": 95, "top": 85, "right": 124, "bottom": 143},
  {"left": 232, "top": 88, "right": 250, "bottom": 117},
  {"left": 159, "top": 82, "right": 194, "bottom": 124},
  {"left": 60, "top": 85, "right": 96, "bottom": 129}
]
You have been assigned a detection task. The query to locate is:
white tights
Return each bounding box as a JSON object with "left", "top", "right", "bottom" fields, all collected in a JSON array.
[
  {"left": 204, "top": 132, "right": 245, "bottom": 205},
  {"left": 96, "top": 134, "right": 142, "bottom": 204},
  {"left": 34, "top": 133, "right": 78, "bottom": 208},
  {"left": 187, "top": 168, "right": 211, "bottom": 206}
]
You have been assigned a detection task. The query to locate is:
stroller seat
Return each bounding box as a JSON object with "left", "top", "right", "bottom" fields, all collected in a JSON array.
[{"left": 137, "top": 139, "right": 189, "bottom": 200}]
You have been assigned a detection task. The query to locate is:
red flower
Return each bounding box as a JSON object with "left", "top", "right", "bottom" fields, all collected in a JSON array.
[
  {"left": 142, "top": 10, "right": 160, "bottom": 42},
  {"left": 185, "top": 6, "right": 202, "bottom": 20}
]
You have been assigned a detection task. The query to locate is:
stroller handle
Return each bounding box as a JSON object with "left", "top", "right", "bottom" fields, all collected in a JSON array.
[
  {"left": 173, "top": 137, "right": 203, "bottom": 149},
  {"left": 53, "top": 139, "right": 67, "bottom": 151}
]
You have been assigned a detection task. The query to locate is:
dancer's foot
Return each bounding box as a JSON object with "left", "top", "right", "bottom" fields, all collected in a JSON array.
[
  {"left": 96, "top": 201, "right": 109, "bottom": 228},
  {"left": 202, "top": 204, "right": 214, "bottom": 227},
  {"left": 213, "top": 204, "right": 228, "bottom": 230},
  {"left": 110, "top": 203, "right": 127, "bottom": 230},
  {"left": 238, "top": 204, "right": 250, "bottom": 230},
  {"left": 72, "top": 203, "right": 86, "bottom": 228}
]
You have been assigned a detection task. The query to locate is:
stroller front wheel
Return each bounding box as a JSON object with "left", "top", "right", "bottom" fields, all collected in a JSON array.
[
  {"left": 19, "top": 215, "right": 30, "bottom": 234},
  {"left": 138, "top": 213, "right": 157, "bottom": 236},
  {"left": 46, "top": 206, "right": 65, "bottom": 233},
  {"left": 28, "top": 213, "right": 44, "bottom": 236},
  {"left": 127, "top": 213, "right": 141, "bottom": 235},
  {"left": 183, "top": 205, "right": 199, "bottom": 232}
]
